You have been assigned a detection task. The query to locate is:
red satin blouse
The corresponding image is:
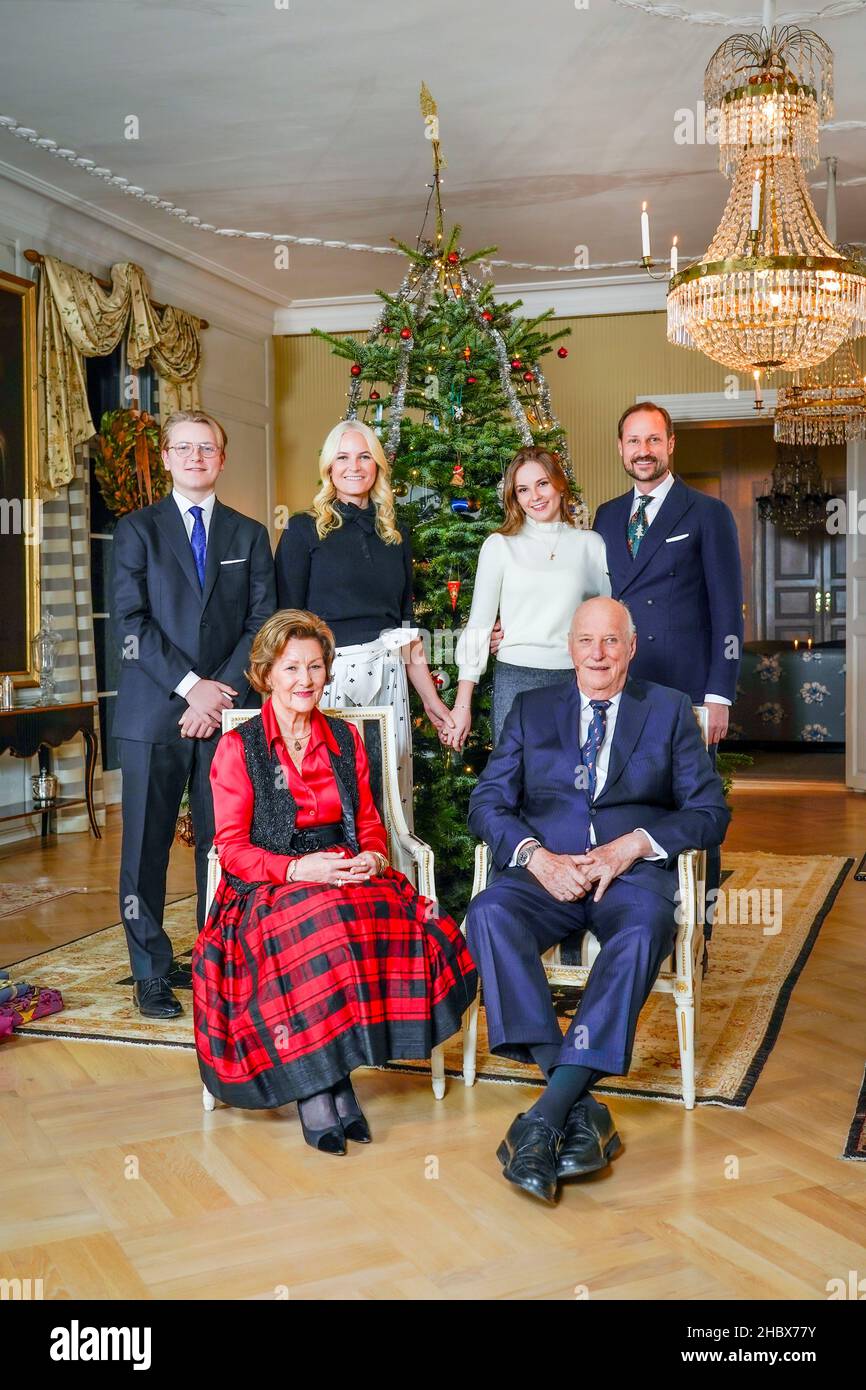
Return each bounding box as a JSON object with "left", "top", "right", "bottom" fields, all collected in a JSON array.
[{"left": 210, "top": 699, "right": 388, "bottom": 884}]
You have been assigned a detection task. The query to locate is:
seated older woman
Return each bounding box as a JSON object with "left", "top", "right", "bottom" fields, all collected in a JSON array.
[{"left": 192, "top": 608, "right": 477, "bottom": 1155}]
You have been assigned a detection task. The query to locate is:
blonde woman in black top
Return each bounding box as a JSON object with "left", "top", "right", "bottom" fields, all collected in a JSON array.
[{"left": 275, "top": 420, "right": 456, "bottom": 829}]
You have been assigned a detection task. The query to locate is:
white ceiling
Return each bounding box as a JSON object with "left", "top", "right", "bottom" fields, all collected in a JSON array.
[{"left": 1, "top": 0, "right": 864, "bottom": 308}]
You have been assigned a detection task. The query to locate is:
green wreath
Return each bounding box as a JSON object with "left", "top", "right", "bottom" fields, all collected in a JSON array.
[{"left": 93, "top": 407, "right": 170, "bottom": 517}]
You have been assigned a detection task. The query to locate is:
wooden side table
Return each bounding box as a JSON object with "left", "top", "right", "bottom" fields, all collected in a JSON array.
[{"left": 0, "top": 700, "right": 101, "bottom": 839}]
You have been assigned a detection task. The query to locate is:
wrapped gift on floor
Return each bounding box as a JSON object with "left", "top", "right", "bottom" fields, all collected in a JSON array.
[{"left": 0, "top": 971, "right": 64, "bottom": 1040}]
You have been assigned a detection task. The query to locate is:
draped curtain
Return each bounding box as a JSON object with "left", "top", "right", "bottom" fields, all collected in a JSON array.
[
  {"left": 36, "top": 255, "right": 201, "bottom": 494},
  {"left": 39, "top": 444, "right": 107, "bottom": 834},
  {"left": 30, "top": 257, "right": 202, "bottom": 831}
]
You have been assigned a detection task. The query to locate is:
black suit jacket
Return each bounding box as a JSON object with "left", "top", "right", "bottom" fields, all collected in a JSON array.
[{"left": 111, "top": 494, "right": 276, "bottom": 744}]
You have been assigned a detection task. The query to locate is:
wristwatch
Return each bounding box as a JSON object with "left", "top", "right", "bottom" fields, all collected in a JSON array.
[{"left": 516, "top": 839, "right": 542, "bottom": 869}]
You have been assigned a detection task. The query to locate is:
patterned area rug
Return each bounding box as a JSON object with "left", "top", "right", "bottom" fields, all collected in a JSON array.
[
  {"left": 843, "top": 1066, "right": 866, "bottom": 1161},
  {"left": 0, "top": 883, "right": 84, "bottom": 920},
  {"left": 6, "top": 851, "right": 851, "bottom": 1107}
]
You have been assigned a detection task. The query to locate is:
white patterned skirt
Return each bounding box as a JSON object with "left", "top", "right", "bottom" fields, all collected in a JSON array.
[{"left": 321, "top": 630, "right": 415, "bottom": 831}]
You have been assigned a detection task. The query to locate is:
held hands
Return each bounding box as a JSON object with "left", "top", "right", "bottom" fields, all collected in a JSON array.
[
  {"left": 447, "top": 704, "right": 472, "bottom": 750},
  {"left": 286, "top": 850, "right": 382, "bottom": 886},
  {"left": 525, "top": 847, "right": 594, "bottom": 902},
  {"left": 178, "top": 708, "right": 220, "bottom": 739},
  {"left": 187, "top": 678, "right": 238, "bottom": 725},
  {"left": 424, "top": 697, "right": 458, "bottom": 746},
  {"left": 527, "top": 831, "right": 652, "bottom": 903},
  {"left": 571, "top": 830, "right": 653, "bottom": 902}
]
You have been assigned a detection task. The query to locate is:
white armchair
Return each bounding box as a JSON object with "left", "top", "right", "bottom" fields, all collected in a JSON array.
[
  {"left": 461, "top": 704, "right": 710, "bottom": 1109},
  {"left": 202, "top": 704, "right": 456, "bottom": 1110}
]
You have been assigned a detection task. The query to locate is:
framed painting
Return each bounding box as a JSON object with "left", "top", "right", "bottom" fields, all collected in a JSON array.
[{"left": 0, "top": 269, "right": 40, "bottom": 685}]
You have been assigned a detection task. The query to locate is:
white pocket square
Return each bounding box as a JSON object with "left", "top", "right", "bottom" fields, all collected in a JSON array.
[
  {"left": 220, "top": 557, "right": 247, "bottom": 565},
  {"left": 665, "top": 533, "right": 690, "bottom": 543}
]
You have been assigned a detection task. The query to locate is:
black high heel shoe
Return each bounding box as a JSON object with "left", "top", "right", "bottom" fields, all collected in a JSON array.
[
  {"left": 332, "top": 1076, "right": 372, "bottom": 1144},
  {"left": 297, "top": 1092, "right": 346, "bottom": 1155}
]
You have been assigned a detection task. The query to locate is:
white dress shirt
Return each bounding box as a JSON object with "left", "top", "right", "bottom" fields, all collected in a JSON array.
[
  {"left": 630, "top": 472, "right": 729, "bottom": 707},
  {"left": 172, "top": 488, "right": 217, "bottom": 700},
  {"left": 510, "top": 687, "right": 667, "bottom": 867}
]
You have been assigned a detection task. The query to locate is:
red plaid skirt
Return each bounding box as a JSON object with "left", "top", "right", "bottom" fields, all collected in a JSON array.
[{"left": 192, "top": 866, "right": 478, "bottom": 1108}]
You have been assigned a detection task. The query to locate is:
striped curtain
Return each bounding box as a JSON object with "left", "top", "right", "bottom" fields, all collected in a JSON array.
[{"left": 39, "top": 445, "right": 105, "bottom": 832}]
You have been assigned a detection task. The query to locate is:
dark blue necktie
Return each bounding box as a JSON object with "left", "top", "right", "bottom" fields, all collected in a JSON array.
[
  {"left": 581, "top": 699, "right": 612, "bottom": 802},
  {"left": 581, "top": 699, "right": 612, "bottom": 852},
  {"left": 189, "top": 505, "right": 207, "bottom": 588}
]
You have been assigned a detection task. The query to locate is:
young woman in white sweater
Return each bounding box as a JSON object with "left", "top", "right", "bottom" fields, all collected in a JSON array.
[{"left": 451, "top": 447, "right": 610, "bottom": 748}]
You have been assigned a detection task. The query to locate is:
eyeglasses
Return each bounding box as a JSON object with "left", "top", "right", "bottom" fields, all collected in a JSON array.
[{"left": 168, "top": 442, "right": 222, "bottom": 460}]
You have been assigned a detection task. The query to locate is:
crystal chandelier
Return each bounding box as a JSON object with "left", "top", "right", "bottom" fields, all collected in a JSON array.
[
  {"left": 772, "top": 158, "right": 866, "bottom": 445},
  {"left": 667, "top": 23, "right": 866, "bottom": 376},
  {"left": 774, "top": 339, "right": 866, "bottom": 445},
  {"left": 706, "top": 25, "right": 833, "bottom": 176},
  {"left": 756, "top": 447, "right": 834, "bottom": 535}
]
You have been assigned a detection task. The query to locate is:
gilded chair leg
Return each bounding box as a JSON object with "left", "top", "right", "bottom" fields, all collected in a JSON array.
[
  {"left": 694, "top": 960, "right": 704, "bottom": 1033},
  {"left": 431, "top": 1043, "right": 446, "bottom": 1100},
  {"left": 463, "top": 994, "right": 480, "bottom": 1087},
  {"left": 676, "top": 1002, "right": 696, "bottom": 1110}
]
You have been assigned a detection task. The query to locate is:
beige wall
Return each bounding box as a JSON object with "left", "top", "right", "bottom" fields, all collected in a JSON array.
[
  {"left": 276, "top": 311, "right": 785, "bottom": 517},
  {"left": 274, "top": 314, "right": 866, "bottom": 519}
]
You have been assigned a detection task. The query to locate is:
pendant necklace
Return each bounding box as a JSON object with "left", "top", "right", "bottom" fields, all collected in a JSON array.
[{"left": 528, "top": 520, "right": 564, "bottom": 561}]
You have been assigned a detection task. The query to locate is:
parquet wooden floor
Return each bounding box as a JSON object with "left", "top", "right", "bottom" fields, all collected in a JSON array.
[{"left": 1, "top": 785, "right": 865, "bottom": 1300}]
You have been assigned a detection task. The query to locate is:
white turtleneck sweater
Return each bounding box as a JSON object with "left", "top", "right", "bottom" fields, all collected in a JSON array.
[{"left": 455, "top": 518, "right": 611, "bottom": 681}]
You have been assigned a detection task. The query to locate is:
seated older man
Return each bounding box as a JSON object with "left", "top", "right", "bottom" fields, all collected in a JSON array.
[{"left": 466, "top": 596, "right": 730, "bottom": 1203}]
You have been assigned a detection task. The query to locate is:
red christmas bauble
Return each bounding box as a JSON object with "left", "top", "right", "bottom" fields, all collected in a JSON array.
[
  {"left": 447, "top": 251, "right": 460, "bottom": 264},
  {"left": 482, "top": 310, "right": 493, "bottom": 322},
  {"left": 510, "top": 359, "right": 521, "bottom": 371},
  {"left": 557, "top": 346, "right": 569, "bottom": 358},
  {"left": 370, "top": 390, "right": 380, "bottom": 400},
  {"left": 350, "top": 363, "right": 362, "bottom": 377},
  {"left": 400, "top": 326, "right": 412, "bottom": 340},
  {"left": 523, "top": 370, "right": 534, "bottom": 382},
  {"left": 466, "top": 375, "right": 477, "bottom": 384},
  {"left": 382, "top": 325, "right": 392, "bottom": 334}
]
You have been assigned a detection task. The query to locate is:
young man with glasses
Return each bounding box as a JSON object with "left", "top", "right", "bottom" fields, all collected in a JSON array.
[{"left": 112, "top": 410, "right": 276, "bottom": 1019}]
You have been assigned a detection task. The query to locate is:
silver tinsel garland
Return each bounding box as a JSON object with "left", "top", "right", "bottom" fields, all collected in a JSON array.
[
  {"left": 344, "top": 243, "right": 576, "bottom": 488},
  {"left": 459, "top": 268, "right": 533, "bottom": 447}
]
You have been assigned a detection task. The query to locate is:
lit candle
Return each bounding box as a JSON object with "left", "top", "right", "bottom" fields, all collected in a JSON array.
[
  {"left": 750, "top": 170, "right": 762, "bottom": 233},
  {"left": 641, "top": 202, "right": 651, "bottom": 260},
  {"left": 793, "top": 638, "right": 799, "bottom": 650},
  {"left": 753, "top": 368, "right": 763, "bottom": 406},
  {"left": 670, "top": 235, "right": 678, "bottom": 276},
  {"left": 807, "top": 635, "right": 813, "bottom": 650}
]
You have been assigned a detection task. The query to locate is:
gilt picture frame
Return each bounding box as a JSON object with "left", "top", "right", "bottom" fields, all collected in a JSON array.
[{"left": 0, "top": 269, "right": 40, "bottom": 686}]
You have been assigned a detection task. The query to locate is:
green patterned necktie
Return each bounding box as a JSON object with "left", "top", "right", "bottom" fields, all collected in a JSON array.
[{"left": 627, "top": 495, "right": 650, "bottom": 558}]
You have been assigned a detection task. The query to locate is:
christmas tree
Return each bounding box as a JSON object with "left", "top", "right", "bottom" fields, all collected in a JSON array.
[{"left": 313, "top": 91, "right": 581, "bottom": 915}]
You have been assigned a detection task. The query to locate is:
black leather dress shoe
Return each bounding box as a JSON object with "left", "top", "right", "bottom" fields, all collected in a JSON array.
[
  {"left": 556, "top": 1097, "right": 622, "bottom": 1179},
  {"left": 496, "top": 1113, "right": 562, "bottom": 1204},
  {"left": 133, "top": 978, "right": 183, "bottom": 1019}
]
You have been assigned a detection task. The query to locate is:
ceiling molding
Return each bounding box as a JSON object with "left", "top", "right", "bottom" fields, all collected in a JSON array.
[
  {"left": 274, "top": 274, "right": 669, "bottom": 335},
  {"left": 0, "top": 159, "right": 283, "bottom": 336}
]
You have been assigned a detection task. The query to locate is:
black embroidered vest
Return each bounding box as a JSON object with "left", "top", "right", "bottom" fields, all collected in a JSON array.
[{"left": 222, "top": 712, "right": 360, "bottom": 893}]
